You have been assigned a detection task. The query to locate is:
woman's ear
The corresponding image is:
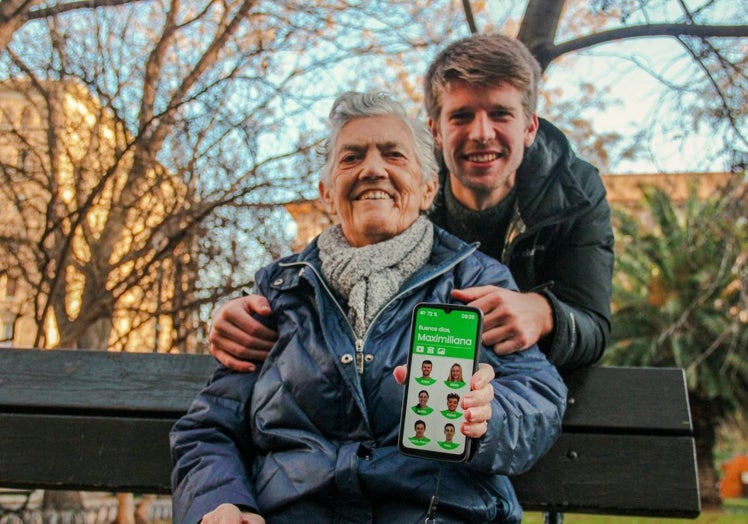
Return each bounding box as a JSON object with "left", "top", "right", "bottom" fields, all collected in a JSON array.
[
  {"left": 319, "top": 180, "right": 337, "bottom": 215},
  {"left": 420, "top": 176, "right": 439, "bottom": 211}
]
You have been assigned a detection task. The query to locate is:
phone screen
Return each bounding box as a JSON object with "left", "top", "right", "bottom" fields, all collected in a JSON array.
[{"left": 398, "top": 302, "right": 482, "bottom": 462}]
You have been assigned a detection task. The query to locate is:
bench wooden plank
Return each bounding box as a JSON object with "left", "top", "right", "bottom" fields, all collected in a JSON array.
[
  {"left": 0, "top": 348, "right": 215, "bottom": 415},
  {"left": 1, "top": 349, "right": 693, "bottom": 433},
  {"left": 562, "top": 366, "right": 692, "bottom": 434},
  {"left": 0, "top": 413, "right": 173, "bottom": 494},
  {"left": 0, "top": 415, "right": 700, "bottom": 517},
  {"left": 512, "top": 433, "right": 700, "bottom": 517}
]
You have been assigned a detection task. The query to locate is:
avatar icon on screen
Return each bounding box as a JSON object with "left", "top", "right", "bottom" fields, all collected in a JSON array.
[
  {"left": 441, "top": 392, "right": 462, "bottom": 419},
  {"left": 438, "top": 423, "right": 460, "bottom": 450},
  {"left": 445, "top": 363, "right": 466, "bottom": 389},
  {"left": 412, "top": 390, "right": 434, "bottom": 416},
  {"left": 415, "top": 360, "right": 436, "bottom": 386},
  {"left": 408, "top": 420, "right": 430, "bottom": 446}
]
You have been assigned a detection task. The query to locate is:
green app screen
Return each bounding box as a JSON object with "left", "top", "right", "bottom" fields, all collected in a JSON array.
[
  {"left": 400, "top": 304, "right": 481, "bottom": 460},
  {"left": 412, "top": 306, "right": 480, "bottom": 360}
]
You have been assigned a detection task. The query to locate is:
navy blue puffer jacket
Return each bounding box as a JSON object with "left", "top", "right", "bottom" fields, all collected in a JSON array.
[{"left": 171, "top": 227, "right": 567, "bottom": 524}]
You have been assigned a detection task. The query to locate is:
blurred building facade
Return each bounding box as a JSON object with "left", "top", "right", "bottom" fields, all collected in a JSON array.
[{"left": 0, "top": 79, "right": 197, "bottom": 352}]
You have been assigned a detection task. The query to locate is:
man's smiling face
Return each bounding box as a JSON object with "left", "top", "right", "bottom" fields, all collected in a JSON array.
[{"left": 431, "top": 80, "right": 538, "bottom": 211}]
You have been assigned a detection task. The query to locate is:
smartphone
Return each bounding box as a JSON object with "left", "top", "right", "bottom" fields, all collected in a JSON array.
[{"left": 398, "top": 302, "right": 483, "bottom": 462}]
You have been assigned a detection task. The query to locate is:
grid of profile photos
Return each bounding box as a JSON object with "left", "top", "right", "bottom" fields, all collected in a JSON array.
[{"left": 402, "top": 354, "right": 472, "bottom": 455}]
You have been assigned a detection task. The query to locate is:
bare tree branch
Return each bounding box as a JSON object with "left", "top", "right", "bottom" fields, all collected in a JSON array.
[
  {"left": 0, "top": 0, "right": 149, "bottom": 52},
  {"left": 461, "top": 0, "right": 478, "bottom": 34},
  {"left": 27, "top": 0, "right": 150, "bottom": 20},
  {"left": 518, "top": 0, "right": 564, "bottom": 64},
  {"left": 548, "top": 23, "right": 748, "bottom": 66}
]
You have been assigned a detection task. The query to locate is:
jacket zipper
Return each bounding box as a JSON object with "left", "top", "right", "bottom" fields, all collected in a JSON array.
[
  {"left": 355, "top": 339, "right": 365, "bottom": 375},
  {"left": 501, "top": 203, "right": 525, "bottom": 263},
  {"left": 502, "top": 199, "right": 589, "bottom": 263},
  {"left": 280, "top": 244, "right": 478, "bottom": 375}
]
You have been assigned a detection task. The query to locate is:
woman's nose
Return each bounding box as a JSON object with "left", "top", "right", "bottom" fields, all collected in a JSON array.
[{"left": 360, "top": 152, "right": 387, "bottom": 179}]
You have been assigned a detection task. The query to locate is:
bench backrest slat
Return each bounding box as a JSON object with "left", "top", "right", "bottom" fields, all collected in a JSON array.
[
  {"left": 513, "top": 433, "right": 700, "bottom": 517},
  {"left": 0, "top": 349, "right": 215, "bottom": 415},
  {"left": 0, "top": 413, "right": 172, "bottom": 493},
  {"left": 562, "top": 366, "right": 692, "bottom": 434}
]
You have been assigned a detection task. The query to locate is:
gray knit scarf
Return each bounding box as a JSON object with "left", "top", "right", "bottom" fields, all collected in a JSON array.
[{"left": 318, "top": 216, "right": 434, "bottom": 337}]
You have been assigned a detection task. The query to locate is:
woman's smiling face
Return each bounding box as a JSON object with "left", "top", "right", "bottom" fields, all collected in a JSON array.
[{"left": 319, "top": 115, "right": 437, "bottom": 247}]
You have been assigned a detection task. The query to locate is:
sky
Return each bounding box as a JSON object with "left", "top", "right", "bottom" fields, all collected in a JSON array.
[
  {"left": 553, "top": 37, "right": 730, "bottom": 174},
  {"left": 532, "top": 0, "right": 745, "bottom": 176}
]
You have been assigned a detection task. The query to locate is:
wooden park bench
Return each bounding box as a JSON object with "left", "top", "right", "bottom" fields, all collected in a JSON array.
[{"left": 0, "top": 347, "right": 700, "bottom": 522}]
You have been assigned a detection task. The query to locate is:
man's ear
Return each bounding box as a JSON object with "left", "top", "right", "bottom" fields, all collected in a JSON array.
[
  {"left": 428, "top": 118, "right": 443, "bottom": 149},
  {"left": 524, "top": 114, "right": 540, "bottom": 148},
  {"left": 318, "top": 180, "right": 337, "bottom": 215}
]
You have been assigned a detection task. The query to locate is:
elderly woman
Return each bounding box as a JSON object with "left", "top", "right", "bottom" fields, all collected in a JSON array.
[{"left": 170, "top": 92, "right": 566, "bottom": 524}]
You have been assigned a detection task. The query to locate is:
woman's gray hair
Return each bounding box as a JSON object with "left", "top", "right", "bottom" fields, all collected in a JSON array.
[{"left": 319, "top": 91, "right": 438, "bottom": 184}]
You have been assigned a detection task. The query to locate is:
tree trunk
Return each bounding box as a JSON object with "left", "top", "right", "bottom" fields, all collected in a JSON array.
[
  {"left": 77, "top": 316, "right": 113, "bottom": 351},
  {"left": 517, "top": 0, "right": 565, "bottom": 70},
  {"left": 690, "top": 395, "right": 722, "bottom": 508}
]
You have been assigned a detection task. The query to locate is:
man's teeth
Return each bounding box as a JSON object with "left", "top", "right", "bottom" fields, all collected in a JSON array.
[
  {"left": 467, "top": 153, "right": 499, "bottom": 162},
  {"left": 358, "top": 191, "right": 391, "bottom": 200}
]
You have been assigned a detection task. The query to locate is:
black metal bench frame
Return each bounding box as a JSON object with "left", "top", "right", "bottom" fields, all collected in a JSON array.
[{"left": 0, "top": 348, "right": 701, "bottom": 520}]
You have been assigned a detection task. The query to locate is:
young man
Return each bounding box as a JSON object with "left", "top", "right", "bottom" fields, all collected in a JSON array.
[{"left": 208, "top": 34, "right": 614, "bottom": 373}]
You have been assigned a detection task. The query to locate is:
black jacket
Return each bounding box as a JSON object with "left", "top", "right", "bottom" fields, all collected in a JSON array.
[{"left": 430, "top": 118, "right": 614, "bottom": 371}]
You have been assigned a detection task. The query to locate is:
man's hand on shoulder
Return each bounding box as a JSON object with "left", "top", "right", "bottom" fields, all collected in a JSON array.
[
  {"left": 451, "top": 286, "right": 553, "bottom": 356},
  {"left": 209, "top": 295, "right": 278, "bottom": 372}
]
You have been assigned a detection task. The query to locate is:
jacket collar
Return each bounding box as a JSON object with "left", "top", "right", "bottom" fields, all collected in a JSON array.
[
  {"left": 291, "top": 225, "right": 477, "bottom": 285},
  {"left": 514, "top": 118, "right": 591, "bottom": 224}
]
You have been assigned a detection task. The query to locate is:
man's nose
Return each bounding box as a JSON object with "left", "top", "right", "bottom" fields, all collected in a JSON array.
[{"left": 468, "top": 112, "right": 493, "bottom": 143}]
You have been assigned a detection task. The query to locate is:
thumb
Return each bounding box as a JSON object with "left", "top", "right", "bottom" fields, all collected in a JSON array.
[
  {"left": 245, "top": 294, "right": 272, "bottom": 316},
  {"left": 451, "top": 287, "right": 480, "bottom": 303},
  {"left": 393, "top": 365, "right": 408, "bottom": 385}
]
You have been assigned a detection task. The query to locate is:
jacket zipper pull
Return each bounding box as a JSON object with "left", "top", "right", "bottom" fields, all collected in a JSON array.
[
  {"left": 355, "top": 339, "right": 364, "bottom": 374},
  {"left": 501, "top": 204, "right": 525, "bottom": 263}
]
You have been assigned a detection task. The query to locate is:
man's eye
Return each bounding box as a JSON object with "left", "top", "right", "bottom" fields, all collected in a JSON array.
[
  {"left": 451, "top": 113, "right": 472, "bottom": 122},
  {"left": 341, "top": 154, "right": 359, "bottom": 163}
]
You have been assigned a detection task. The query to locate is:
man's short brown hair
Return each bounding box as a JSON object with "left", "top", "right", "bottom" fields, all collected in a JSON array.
[{"left": 424, "top": 34, "right": 541, "bottom": 123}]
